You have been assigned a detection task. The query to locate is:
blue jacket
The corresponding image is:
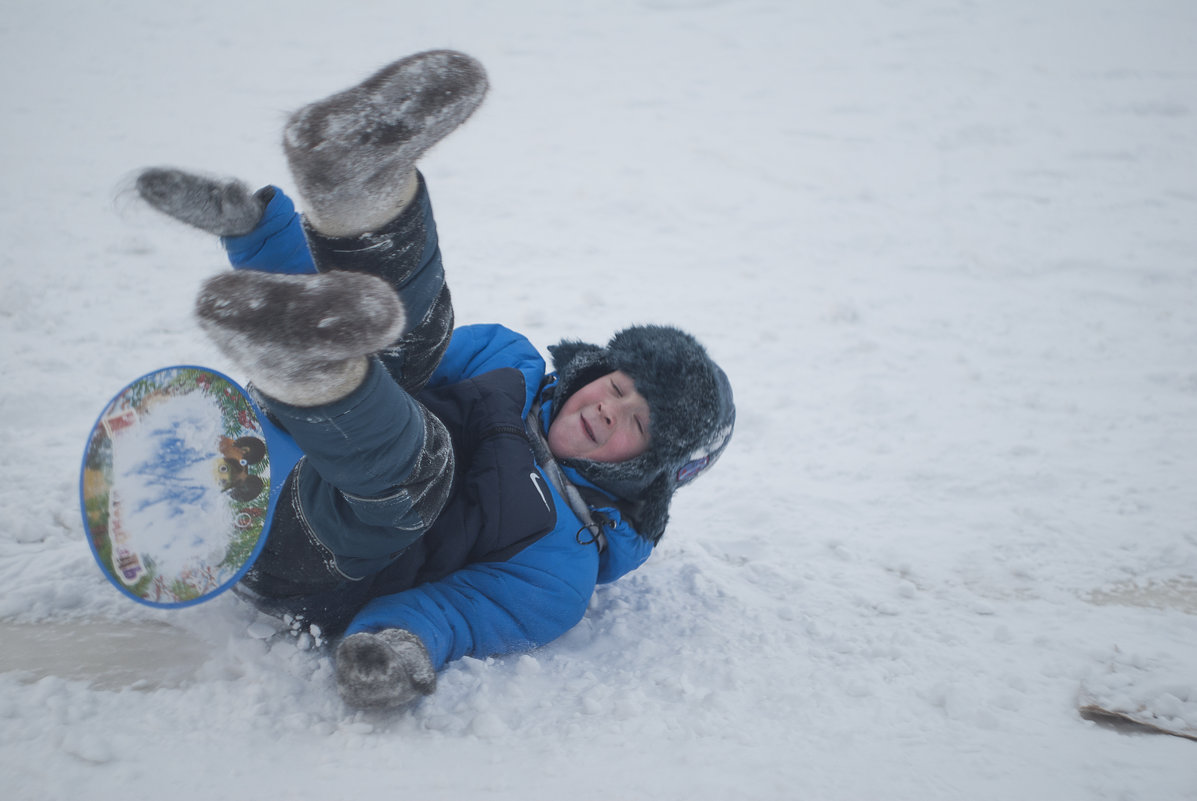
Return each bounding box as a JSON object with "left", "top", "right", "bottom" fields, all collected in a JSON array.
[
  {"left": 223, "top": 188, "right": 654, "bottom": 669},
  {"left": 344, "top": 324, "right": 654, "bottom": 669}
]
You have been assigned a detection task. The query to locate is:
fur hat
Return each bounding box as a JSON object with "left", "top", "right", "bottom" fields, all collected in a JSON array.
[{"left": 547, "top": 325, "right": 735, "bottom": 543}]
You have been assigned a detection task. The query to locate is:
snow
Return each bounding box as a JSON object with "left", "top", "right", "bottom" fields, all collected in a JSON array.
[
  {"left": 104, "top": 384, "right": 236, "bottom": 586},
  {"left": 1, "top": 0, "right": 1196, "bottom": 798},
  {"left": 1081, "top": 650, "right": 1197, "bottom": 739}
]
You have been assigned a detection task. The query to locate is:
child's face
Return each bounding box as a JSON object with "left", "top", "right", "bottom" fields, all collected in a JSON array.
[{"left": 548, "top": 370, "right": 651, "bottom": 463}]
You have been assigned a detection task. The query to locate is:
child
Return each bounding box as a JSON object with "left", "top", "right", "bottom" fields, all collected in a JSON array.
[{"left": 135, "top": 50, "right": 735, "bottom": 710}]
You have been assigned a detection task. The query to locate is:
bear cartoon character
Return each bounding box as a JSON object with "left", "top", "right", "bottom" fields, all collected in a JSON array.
[{"left": 212, "top": 436, "right": 267, "bottom": 502}]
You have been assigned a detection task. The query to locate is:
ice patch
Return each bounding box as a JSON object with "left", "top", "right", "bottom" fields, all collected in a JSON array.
[{"left": 0, "top": 619, "right": 210, "bottom": 690}]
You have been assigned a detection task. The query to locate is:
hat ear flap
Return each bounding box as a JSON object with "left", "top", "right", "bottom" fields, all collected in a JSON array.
[{"left": 627, "top": 471, "right": 673, "bottom": 544}]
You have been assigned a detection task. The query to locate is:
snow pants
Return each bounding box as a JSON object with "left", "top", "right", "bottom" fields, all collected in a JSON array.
[{"left": 227, "top": 175, "right": 457, "bottom": 625}]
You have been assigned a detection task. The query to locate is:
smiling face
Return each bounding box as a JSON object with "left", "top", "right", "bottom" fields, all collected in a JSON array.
[{"left": 547, "top": 370, "right": 651, "bottom": 463}]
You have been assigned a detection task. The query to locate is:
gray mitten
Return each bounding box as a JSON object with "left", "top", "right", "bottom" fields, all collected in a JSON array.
[
  {"left": 336, "top": 629, "right": 437, "bottom": 710},
  {"left": 135, "top": 167, "right": 268, "bottom": 236}
]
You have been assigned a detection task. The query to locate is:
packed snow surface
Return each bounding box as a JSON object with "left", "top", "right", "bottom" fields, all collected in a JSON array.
[{"left": 1, "top": 1, "right": 1195, "bottom": 799}]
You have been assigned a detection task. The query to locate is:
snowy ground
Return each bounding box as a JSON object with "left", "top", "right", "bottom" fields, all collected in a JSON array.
[{"left": 2, "top": 0, "right": 1196, "bottom": 798}]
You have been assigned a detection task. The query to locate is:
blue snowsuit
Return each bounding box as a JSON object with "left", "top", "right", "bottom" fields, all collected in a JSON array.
[{"left": 226, "top": 178, "right": 653, "bottom": 671}]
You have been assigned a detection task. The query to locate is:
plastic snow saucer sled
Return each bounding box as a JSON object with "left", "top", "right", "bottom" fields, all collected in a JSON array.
[{"left": 80, "top": 366, "right": 301, "bottom": 608}]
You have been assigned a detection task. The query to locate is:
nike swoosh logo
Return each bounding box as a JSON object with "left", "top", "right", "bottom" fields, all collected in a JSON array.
[{"left": 529, "top": 472, "right": 551, "bottom": 512}]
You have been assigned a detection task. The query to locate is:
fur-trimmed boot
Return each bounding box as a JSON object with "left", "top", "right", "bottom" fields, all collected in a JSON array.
[
  {"left": 194, "top": 270, "right": 405, "bottom": 406},
  {"left": 135, "top": 168, "right": 270, "bottom": 236},
  {"left": 283, "top": 49, "right": 487, "bottom": 237},
  {"left": 336, "top": 629, "right": 436, "bottom": 710}
]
